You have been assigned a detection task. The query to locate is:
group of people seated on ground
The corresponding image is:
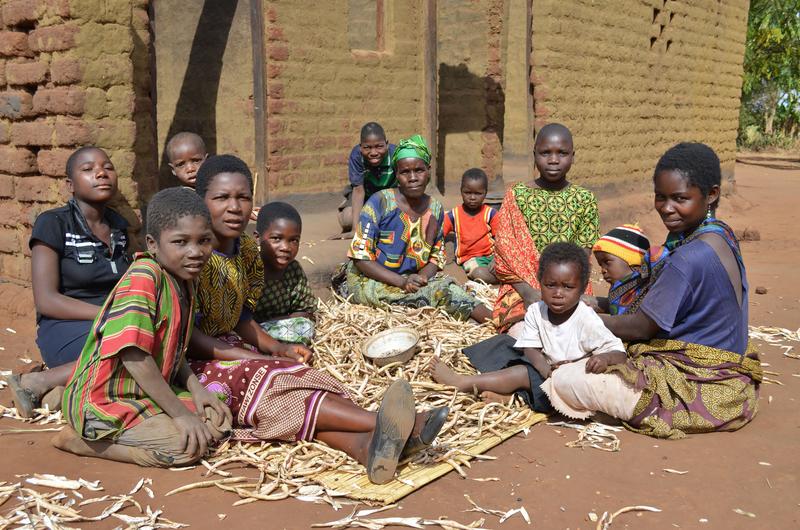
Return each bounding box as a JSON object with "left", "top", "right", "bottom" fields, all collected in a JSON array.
[
  {"left": 5, "top": 120, "right": 761, "bottom": 487},
  {"left": 335, "top": 123, "right": 502, "bottom": 285}
]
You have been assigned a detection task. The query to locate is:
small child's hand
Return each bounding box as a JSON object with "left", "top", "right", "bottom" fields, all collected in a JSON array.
[{"left": 585, "top": 352, "right": 627, "bottom": 374}]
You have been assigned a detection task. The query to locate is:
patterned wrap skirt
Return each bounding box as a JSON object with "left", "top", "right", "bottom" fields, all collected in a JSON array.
[
  {"left": 344, "top": 262, "right": 480, "bottom": 320},
  {"left": 190, "top": 351, "right": 348, "bottom": 442}
]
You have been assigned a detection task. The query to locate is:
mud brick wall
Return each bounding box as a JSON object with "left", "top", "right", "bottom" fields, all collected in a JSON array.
[
  {"left": 501, "top": 0, "right": 533, "bottom": 169},
  {"left": 0, "top": 0, "right": 155, "bottom": 283},
  {"left": 153, "top": 0, "right": 256, "bottom": 189},
  {"left": 437, "top": 0, "right": 505, "bottom": 188},
  {"left": 264, "top": 0, "right": 430, "bottom": 196},
  {"left": 531, "top": 0, "right": 749, "bottom": 190}
]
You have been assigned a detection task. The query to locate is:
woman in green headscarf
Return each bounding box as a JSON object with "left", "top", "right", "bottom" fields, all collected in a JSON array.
[{"left": 343, "top": 135, "right": 492, "bottom": 322}]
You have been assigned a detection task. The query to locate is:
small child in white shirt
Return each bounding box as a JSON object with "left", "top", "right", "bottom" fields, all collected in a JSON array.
[{"left": 430, "top": 242, "right": 625, "bottom": 411}]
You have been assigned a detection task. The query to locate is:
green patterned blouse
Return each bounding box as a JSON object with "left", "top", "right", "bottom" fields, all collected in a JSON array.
[
  {"left": 512, "top": 182, "right": 599, "bottom": 250},
  {"left": 253, "top": 260, "right": 317, "bottom": 321}
]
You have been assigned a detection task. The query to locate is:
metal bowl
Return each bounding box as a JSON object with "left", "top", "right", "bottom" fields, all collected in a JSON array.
[{"left": 361, "top": 327, "right": 421, "bottom": 367}]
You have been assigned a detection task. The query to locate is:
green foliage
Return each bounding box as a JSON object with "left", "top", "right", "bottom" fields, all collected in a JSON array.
[
  {"left": 738, "top": 0, "right": 800, "bottom": 145},
  {"left": 742, "top": 0, "right": 800, "bottom": 93},
  {"left": 737, "top": 125, "right": 796, "bottom": 151}
]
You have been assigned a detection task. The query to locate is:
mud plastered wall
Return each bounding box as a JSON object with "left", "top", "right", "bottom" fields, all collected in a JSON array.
[
  {"left": 0, "top": 0, "right": 155, "bottom": 284},
  {"left": 437, "top": 0, "right": 505, "bottom": 189},
  {"left": 153, "top": 0, "right": 255, "bottom": 189},
  {"left": 264, "top": 0, "right": 429, "bottom": 195},
  {"left": 531, "top": 0, "right": 748, "bottom": 191}
]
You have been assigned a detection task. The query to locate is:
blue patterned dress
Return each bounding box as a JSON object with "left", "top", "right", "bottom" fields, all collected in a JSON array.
[{"left": 345, "top": 189, "right": 480, "bottom": 319}]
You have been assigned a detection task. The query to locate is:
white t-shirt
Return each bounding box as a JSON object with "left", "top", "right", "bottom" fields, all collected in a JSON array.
[{"left": 514, "top": 301, "right": 624, "bottom": 365}]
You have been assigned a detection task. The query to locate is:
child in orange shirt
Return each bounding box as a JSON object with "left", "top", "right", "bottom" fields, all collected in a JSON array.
[{"left": 443, "top": 168, "right": 499, "bottom": 284}]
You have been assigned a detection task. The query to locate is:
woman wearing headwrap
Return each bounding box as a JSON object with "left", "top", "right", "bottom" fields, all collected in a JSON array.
[{"left": 343, "top": 135, "right": 492, "bottom": 321}]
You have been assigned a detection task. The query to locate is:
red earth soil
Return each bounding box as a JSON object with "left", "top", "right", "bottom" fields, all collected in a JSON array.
[{"left": 0, "top": 159, "right": 798, "bottom": 529}]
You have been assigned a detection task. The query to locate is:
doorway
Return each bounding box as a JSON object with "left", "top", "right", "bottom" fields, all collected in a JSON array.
[
  {"left": 434, "top": 0, "right": 533, "bottom": 196},
  {"left": 151, "top": 0, "right": 261, "bottom": 194}
]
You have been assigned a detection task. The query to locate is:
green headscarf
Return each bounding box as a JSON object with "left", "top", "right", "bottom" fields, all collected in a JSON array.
[{"left": 391, "top": 134, "right": 431, "bottom": 166}]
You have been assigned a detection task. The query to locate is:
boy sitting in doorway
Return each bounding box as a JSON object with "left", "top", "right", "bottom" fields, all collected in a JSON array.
[{"left": 334, "top": 122, "right": 396, "bottom": 239}]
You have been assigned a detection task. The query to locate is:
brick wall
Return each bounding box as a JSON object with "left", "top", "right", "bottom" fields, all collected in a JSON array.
[
  {"left": 0, "top": 0, "right": 155, "bottom": 284},
  {"left": 501, "top": 0, "right": 533, "bottom": 172},
  {"left": 264, "top": 0, "right": 430, "bottom": 196},
  {"left": 153, "top": 0, "right": 255, "bottom": 189},
  {"left": 437, "top": 0, "right": 505, "bottom": 189},
  {"left": 530, "top": 0, "right": 749, "bottom": 189}
]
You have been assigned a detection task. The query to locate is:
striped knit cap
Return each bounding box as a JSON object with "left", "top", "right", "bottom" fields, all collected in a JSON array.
[{"left": 592, "top": 224, "right": 650, "bottom": 267}]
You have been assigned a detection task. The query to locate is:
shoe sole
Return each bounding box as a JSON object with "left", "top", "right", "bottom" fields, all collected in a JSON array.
[{"left": 367, "top": 379, "right": 415, "bottom": 485}]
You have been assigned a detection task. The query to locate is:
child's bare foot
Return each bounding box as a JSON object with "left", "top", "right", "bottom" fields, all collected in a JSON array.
[
  {"left": 468, "top": 266, "right": 499, "bottom": 285},
  {"left": 52, "top": 425, "right": 141, "bottom": 465},
  {"left": 41, "top": 386, "right": 65, "bottom": 412},
  {"left": 429, "top": 358, "right": 470, "bottom": 391},
  {"left": 16, "top": 372, "right": 54, "bottom": 403},
  {"left": 479, "top": 390, "right": 514, "bottom": 404},
  {"left": 52, "top": 426, "right": 85, "bottom": 454},
  {"left": 329, "top": 230, "right": 354, "bottom": 240}
]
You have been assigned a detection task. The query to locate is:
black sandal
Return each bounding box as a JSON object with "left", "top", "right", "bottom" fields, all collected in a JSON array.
[
  {"left": 6, "top": 374, "right": 40, "bottom": 418},
  {"left": 366, "top": 379, "right": 415, "bottom": 484},
  {"left": 401, "top": 406, "right": 449, "bottom": 460}
]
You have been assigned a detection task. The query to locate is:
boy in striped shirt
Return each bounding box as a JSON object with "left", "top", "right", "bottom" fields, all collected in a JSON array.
[
  {"left": 54, "top": 188, "right": 233, "bottom": 467},
  {"left": 443, "top": 168, "right": 499, "bottom": 284}
]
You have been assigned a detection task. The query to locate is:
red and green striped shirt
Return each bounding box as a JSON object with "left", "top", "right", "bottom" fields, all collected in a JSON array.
[{"left": 62, "top": 254, "right": 195, "bottom": 440}]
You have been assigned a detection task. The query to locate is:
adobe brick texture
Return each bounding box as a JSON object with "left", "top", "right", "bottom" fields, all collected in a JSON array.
[
  {"left": 0, "top": 0, "right": 156, "bottom": 286},
  {"left": 0, "top": 0, "right": 750, "bottom": 290},
  {"left": 437, "top": 0, "right": 506, "bottom": 188},
  {"left": 435, "top": 0, "right": 747, "bottom": 194},
  {"left": 529, "top": 0, "right": 748, "bottom": 188},
  {"left": 263, "top": 0, "right": 429, "bottom": 195}
]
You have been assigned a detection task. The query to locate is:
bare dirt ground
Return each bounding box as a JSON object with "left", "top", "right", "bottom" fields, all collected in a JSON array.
[{"left": 0, "top": 160, "right": 798, "bottom": 529}]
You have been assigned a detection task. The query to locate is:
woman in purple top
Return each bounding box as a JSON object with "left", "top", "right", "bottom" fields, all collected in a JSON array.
[{"left": 540, "top": 143, "right": 761, "bottom": 439}]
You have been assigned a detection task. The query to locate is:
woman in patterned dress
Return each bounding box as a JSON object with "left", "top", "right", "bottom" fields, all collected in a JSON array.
[
  {"left": 188, "top": 154, "right": 449, "bottom": 484},
  {"left": 344, "top": 135, "right": 492, "bottom": 322},
  {"left": 187, "top": 155, "right": 312, "bottom": 364},
  {"left": 493, "top": 123, "right": 599, "bottom": 336},
  {"left": 542, "top": 143, "right": 761, "bottom": 438}
]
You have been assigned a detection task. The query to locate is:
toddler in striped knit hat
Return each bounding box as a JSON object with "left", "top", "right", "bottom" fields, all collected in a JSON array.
[
  {"left": 592, "top": 224, "right": 649, "bottom": 284},
  {"left": 592, "top": 224, "right": 664, "bottom": 315}
]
